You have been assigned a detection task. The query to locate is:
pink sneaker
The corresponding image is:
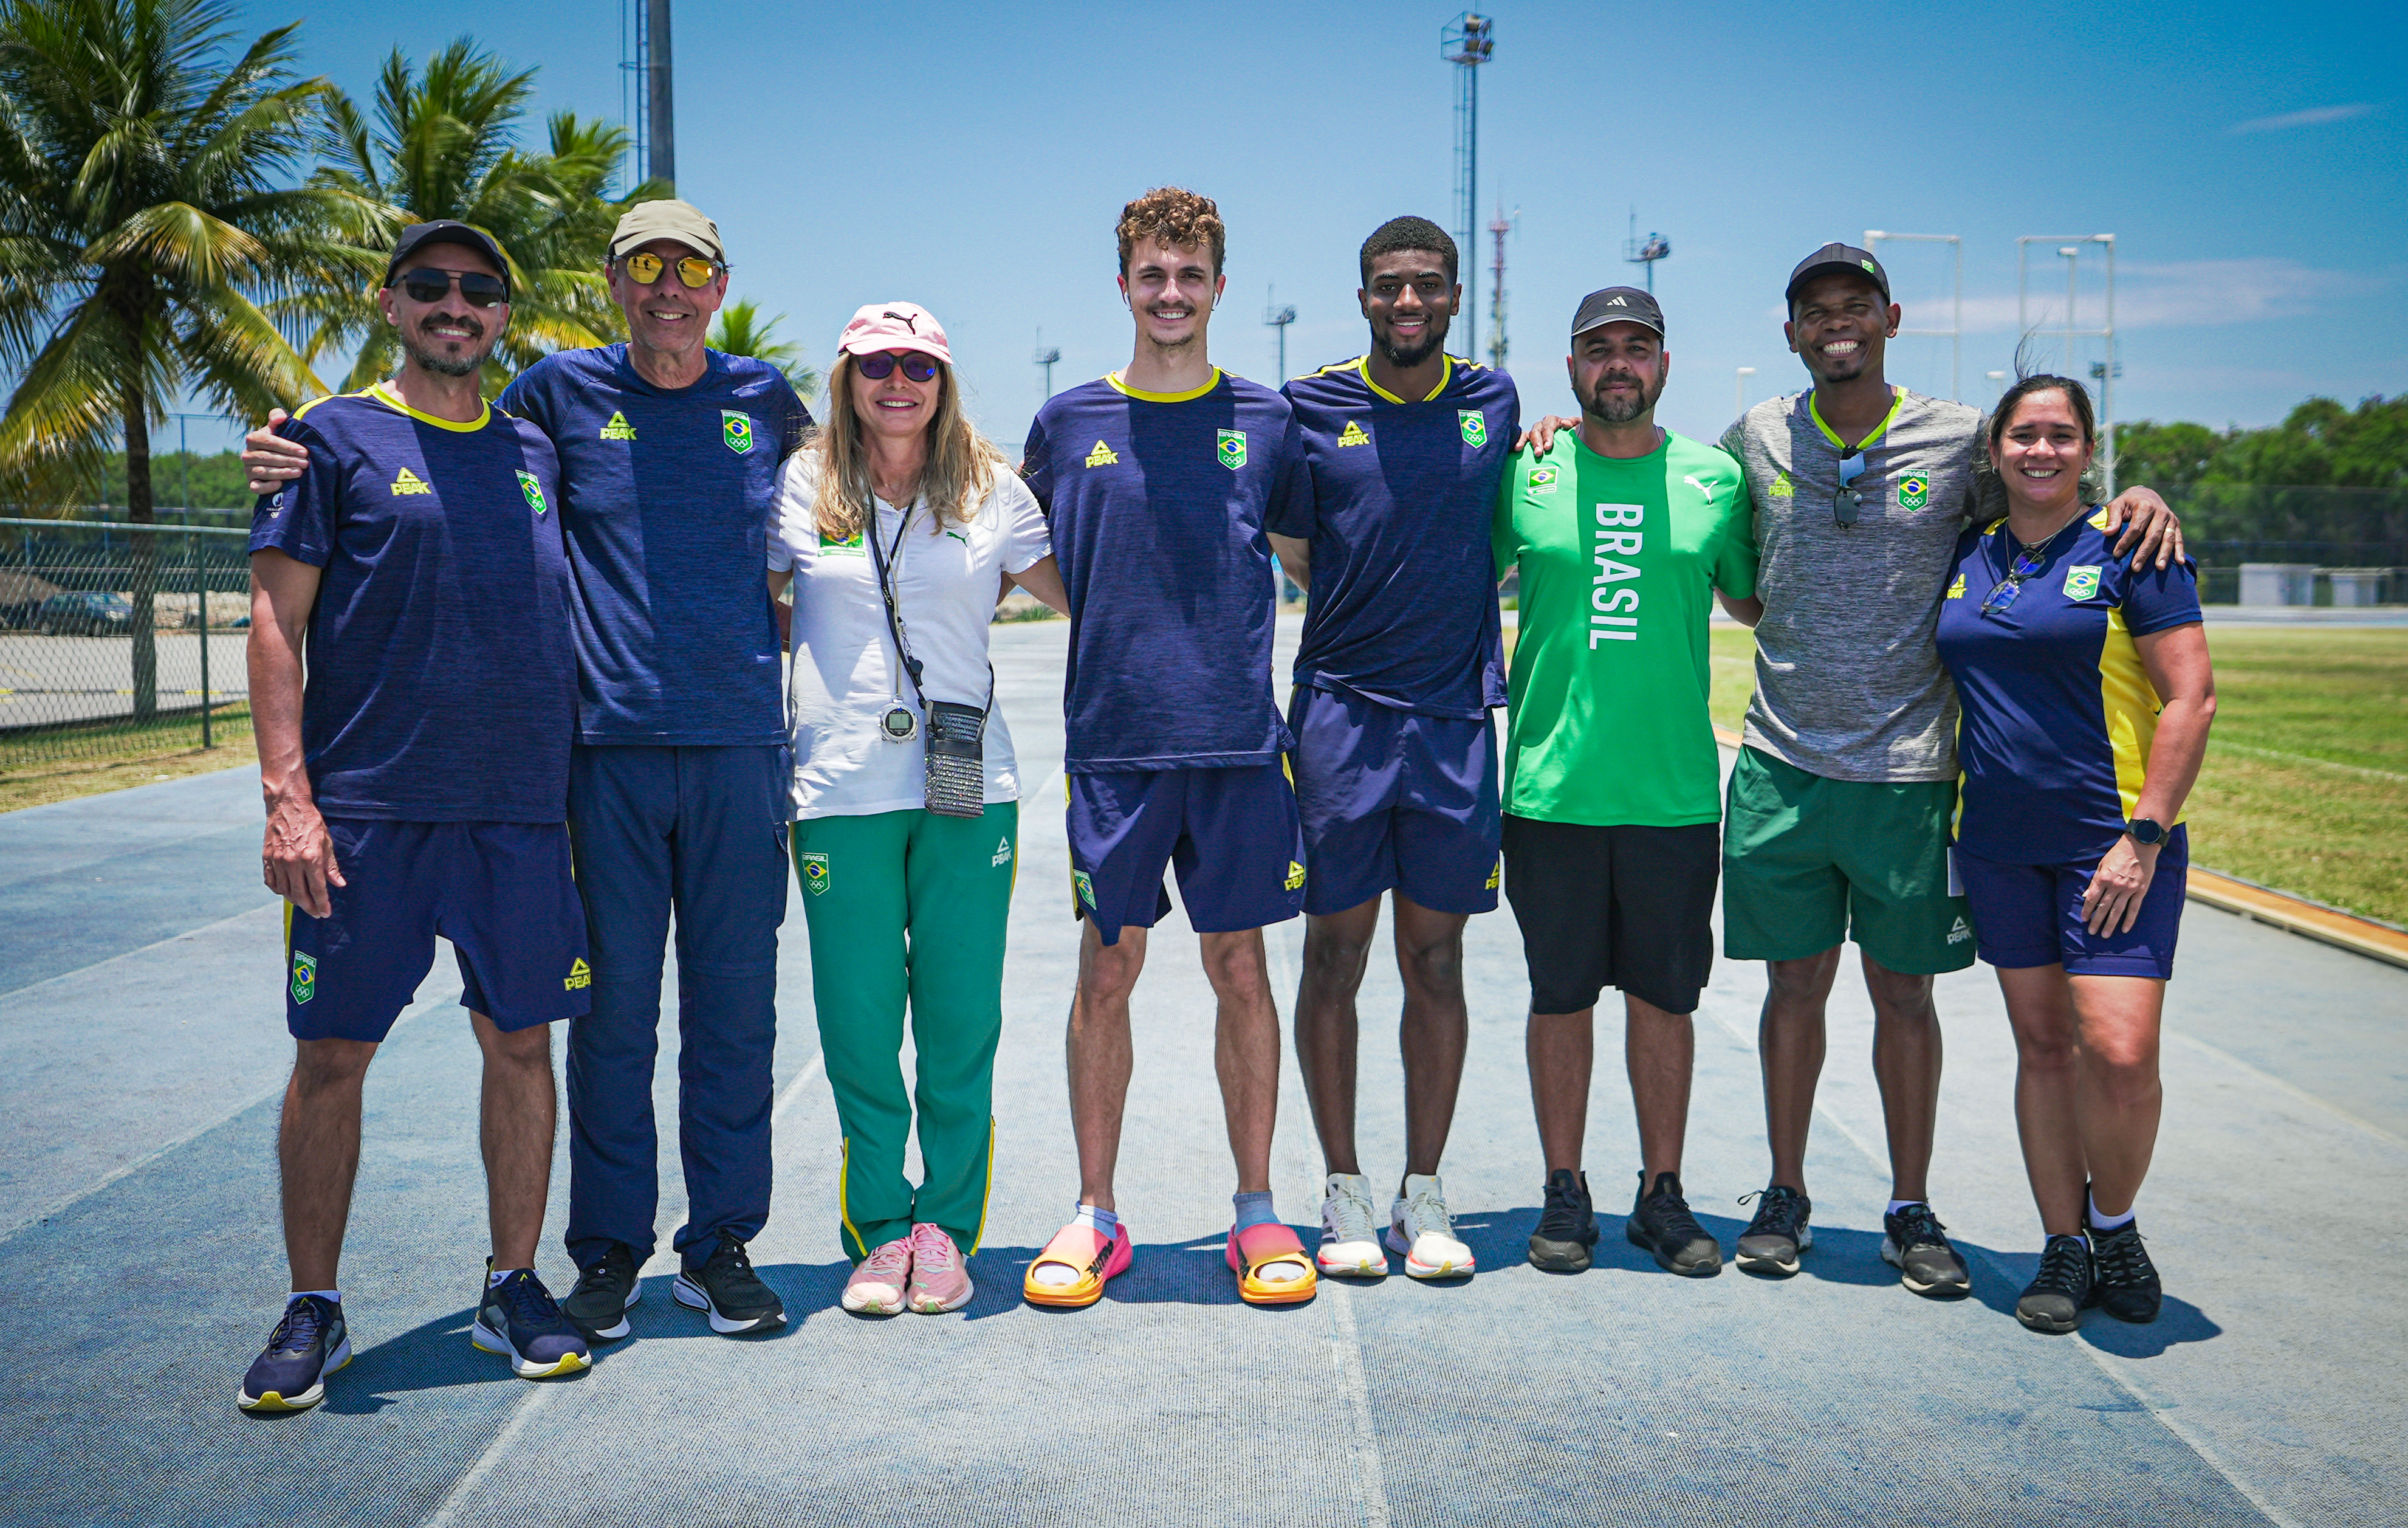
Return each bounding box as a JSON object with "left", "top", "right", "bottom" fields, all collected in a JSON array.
[
  {"left": 842, "top": 1236, "right": 913, "bottom": 1316},
  {"left": 906, "top": 1223, "right": 973, "bottom": 1313}
]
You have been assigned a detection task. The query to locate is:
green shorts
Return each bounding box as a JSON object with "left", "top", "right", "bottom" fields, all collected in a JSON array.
[{"left": 1722, "top": 746, "right": 1975, "bottom": 974}]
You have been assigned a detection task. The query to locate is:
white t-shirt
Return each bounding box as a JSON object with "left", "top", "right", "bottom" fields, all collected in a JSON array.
[{"left": 767, "top": 458, "right": 1051, "bottom": 818}]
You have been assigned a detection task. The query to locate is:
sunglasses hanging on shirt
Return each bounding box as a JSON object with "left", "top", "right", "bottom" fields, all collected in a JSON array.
[{"left": 1834, "top": 451, "right": 1867, "bottom": 526}]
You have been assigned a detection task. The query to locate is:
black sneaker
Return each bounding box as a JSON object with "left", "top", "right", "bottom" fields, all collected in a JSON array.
[
  {"left": 2088, "top": 1219, "right": 2163, "bottom": 1324},
  {"left": 1626, "top": 1171, "right": 1722, "bottom": 1276},
  {"left": 561, "top": 1242, "right": 642, "bottom": 1341},
  {"left": 2016, "top": 1234, "right": 2094, "bottom": 1333},
  {"left": 237, "top": 1295, "right": 350, "bottom": 1413},
  {"left": 472, "top": 1265, "right": 592, "bottom": 1378},
  {"left": 1526, "top": 1168, "right": 1599, "bottom": 1272},
  {"left": 673, "top": 1230, "right": 787, "bottom": 1333},
  {"left": 1882, "top": 1202, "right": 1972, "bottom": 1297},
  {"left": 1734, "top": 1185, "right": 1813, "bottom": 1276}
]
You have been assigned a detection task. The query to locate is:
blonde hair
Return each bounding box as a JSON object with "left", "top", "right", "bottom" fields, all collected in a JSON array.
[{"left": 809, "top": 353, "right": 1006, "bottom": 542}]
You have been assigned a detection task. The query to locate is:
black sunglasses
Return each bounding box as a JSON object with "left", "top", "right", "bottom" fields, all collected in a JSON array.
[
  {"left": 398, "top": 268, "right": 508, "bottom": 308},
  {"left": 856, "top": 351, "right": 941, "bottom": 383}
]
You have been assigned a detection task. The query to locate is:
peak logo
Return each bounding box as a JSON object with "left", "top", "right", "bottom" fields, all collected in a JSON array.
[
  {"left": 1085, "top": 440, "right": 1119, "bottom": 468},
  {"left": 389, "top": 466, "right": 431, "bottom": 497}
]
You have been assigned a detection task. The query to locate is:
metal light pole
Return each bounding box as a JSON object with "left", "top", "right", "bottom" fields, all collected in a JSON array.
[
  {"left": 1033, "top": 331, "right": 1060, "bottom": 399},
  {"left": 1865, "top": 230, "right": 1962, "bottom": 399},
  {"left": 647, "top": 0, "right": 674, "bottom": 189},
  {"left": 1623, "top": 208, "right": 1669, "bottom": 292},
  {"left": 1441, "top": 14, "right": 1494, "bottom": 347},
  {"left": 1487, "top": 203, "right": 1515, "bottom": 369},
  {"left": 1735, "top": 367, "right": 1757, "bottom": 418},
  {"left": 2059, "top": 246, "right": 2079, "bottom": 376},
  {"left": 1264, "top": 288, "right": 1297, "bottom": 380}
]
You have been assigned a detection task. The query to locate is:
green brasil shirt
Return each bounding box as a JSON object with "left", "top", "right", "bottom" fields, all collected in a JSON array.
[{"left": 1492, "top": 429, "right": 1757, "bottom": 827}]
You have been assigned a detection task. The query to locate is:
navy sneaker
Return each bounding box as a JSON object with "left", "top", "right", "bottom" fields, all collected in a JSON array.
[
  {"left": 472, "top": 1265, "right": 592, "bottom": 1378},
  {"left": 673, "top": 1230, "right": 786, "bottom": 1334},
  {"left": 238, "top": 1294, "right": 351, "bottom": 1413}
]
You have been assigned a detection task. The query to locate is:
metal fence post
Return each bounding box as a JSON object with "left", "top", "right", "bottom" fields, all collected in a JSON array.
[{"left": 194, "top": 535, "right": 211, "bottom": 748}]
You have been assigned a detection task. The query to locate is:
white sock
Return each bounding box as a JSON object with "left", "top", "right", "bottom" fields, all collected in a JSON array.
[
  {"left": 2087, "top": 1191, "right": 2136, "bottom": 1232},
  {"left": 487, "top": 1266, "right": 528, "bottom": 1289},
  {"left": 1887, "top": 1199, "right": 1925, "bottom": 1217},
  {"left": 1031, "top": 1204, "right": 1116, "bottom": 1287},
  {"left": 290, "top": 1289, "right": 341, "bottom": 1307}
]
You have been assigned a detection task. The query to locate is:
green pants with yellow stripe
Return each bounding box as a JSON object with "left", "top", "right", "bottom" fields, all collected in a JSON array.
[{"left": 792, "top": 804, "right": 1016, "bottom": 1262}]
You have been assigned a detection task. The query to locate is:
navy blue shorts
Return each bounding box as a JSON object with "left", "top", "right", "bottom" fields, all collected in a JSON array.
[
  {"left": 1953, "top": 828, "right": 2188, "bottom": 979},
  {"left": 285, "top": 819, "right": 591, "bottom": 1042},
  {"left": 1066, "top": 762, "right": 1306, "bottom": 946},
  {"left": 1288, "top": 685, "right": 1501, "bottom": 917}
]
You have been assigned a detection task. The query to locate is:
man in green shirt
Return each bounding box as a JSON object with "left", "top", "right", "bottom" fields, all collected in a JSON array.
[{"left": 1493, "top": 287, "right": 1760, "bottom": 1277}]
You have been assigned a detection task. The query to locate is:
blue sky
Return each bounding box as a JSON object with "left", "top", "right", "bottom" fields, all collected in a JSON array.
[{"left": 213, "top": 0, "right": 2404, "bottom": 455}]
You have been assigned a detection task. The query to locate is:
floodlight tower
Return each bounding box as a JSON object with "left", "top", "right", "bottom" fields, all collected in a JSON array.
[
  {"left": 1033, "top": 330, "right": 1060, "bottom": 398},
  {"left": 1264, "top": 288, "right": 1298, "bottom": 379},
  {"left": 1624, "top": 208, "right": 1670, "bottom": 291},
  {"left": 1864, "top": 230, "right": 1961, "bottom": 399},
  {"left": 1441, "top": 13, "right": 1494, "bottom": 345},
  {"left": 1487, "top": 204, "right": 1515, "bottom": 368}
]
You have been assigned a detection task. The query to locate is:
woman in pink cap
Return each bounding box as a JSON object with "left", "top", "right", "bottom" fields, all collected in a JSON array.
[{"left": 766, "top": 302, "right": 1067, "bottom": 1315}]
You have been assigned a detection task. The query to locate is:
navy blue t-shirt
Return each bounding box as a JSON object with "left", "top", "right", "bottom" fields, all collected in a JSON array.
[
  {"left": 1934, "top": 509, "right": 2204, "bottom": 864},
  {"left": 1022, "top": 370, "right": 1303, "bottom": 771},
  {"left": 1277, "top": 354, "right": 1519, "bottom": 717},
  {"left": 250, "top": 383, "right": 574, "bottom": 822},
  {"left": 498, "top": 345, "right": 809, "bottom": 746}
]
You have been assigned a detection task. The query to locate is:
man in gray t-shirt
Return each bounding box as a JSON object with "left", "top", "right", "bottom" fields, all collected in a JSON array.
[{"left": 1716, "top": 243, "right": 2180, "bottom": 1300}]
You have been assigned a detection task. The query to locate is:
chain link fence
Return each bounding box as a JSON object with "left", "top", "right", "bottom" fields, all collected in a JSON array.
[{"left": 0, "top": 515, "right": 251, "bottom": 769}]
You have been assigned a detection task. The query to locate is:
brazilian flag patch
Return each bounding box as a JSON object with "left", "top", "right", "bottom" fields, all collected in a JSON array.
[
  {"left": 800, "top": 852, "right": 829, "bottom": 895},
  {"left": 722, "top": 410, "right": 755, "bottom": 454},
  {"left": 290, "top": 951, "right": 317, "bottom": 1005},
  {"left": 516, "top": 469, "right": 549, "bottom": 517},
  {"left": 1216, "top": 429, "right": 1247, "bottom": 471}
]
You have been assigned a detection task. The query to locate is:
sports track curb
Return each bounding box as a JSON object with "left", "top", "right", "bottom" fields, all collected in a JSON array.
[{"left": 1709, "top": 724, "right": 2408, "bottom": 974}]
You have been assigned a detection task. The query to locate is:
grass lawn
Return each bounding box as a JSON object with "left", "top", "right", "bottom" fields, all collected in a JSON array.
[
  {"left": 0, "top": 703, "right": 254, "bottom": 813},
  {"left": 1704, "top": 625, "right": 2407, "bottom": 926}
]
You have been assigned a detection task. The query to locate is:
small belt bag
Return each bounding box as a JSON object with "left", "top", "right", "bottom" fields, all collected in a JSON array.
[{"left": 869, "top": 506, "right": 992, "bottom": 819}]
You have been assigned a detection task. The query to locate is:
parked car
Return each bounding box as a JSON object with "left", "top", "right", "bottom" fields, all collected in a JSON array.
[{"left": 33, "top": 591, "right": 135, "bottom": 635}]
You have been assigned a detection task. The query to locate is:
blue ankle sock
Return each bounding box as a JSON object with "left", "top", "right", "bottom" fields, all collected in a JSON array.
[
  {"left": 1232, "top": 1191, "right": 1278, "bottom": 1231},
  {"left": 1073, "top": 1202, "right": 1119, "bottom": 1241}
]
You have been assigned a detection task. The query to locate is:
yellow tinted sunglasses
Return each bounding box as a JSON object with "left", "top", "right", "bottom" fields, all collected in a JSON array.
[{"left": 620, "top": 250, "right": 722, "bottom": 288}]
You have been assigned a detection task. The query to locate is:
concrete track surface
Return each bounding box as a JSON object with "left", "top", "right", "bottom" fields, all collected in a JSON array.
[{"left": 0, "top": 617, "right": 2399, "bottom": 1527}]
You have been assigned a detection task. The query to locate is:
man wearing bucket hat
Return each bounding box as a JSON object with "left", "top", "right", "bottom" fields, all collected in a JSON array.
[{"left": 243, "top": 199, "right": 812, "bottom": 1340}]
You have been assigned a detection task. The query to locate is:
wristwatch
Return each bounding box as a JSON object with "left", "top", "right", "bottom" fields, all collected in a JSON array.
[{"left": 2127, "top": 818, "right": 2166, "bottom": 846}]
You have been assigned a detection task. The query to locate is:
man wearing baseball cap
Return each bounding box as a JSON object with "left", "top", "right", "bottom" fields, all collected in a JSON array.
[
  {"left": 1711, "top": 243, "right": 2183, "bottom": 1296},
  {"left": 244, "top": 198, "right": 812, "bottom": 1340},
  {"left": 1493, "top": 287, "right": 1758, "bottom": 1277}
]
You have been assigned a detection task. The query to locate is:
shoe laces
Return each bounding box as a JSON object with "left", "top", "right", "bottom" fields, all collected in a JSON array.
[
  {"left": 2091, "top": 1224, "right": 2152, "bottom": 1284},
  {"left": 2030, "top": 1235, "right": 2091, "bottom": 1298},
  {"left": 269, "top": 1296, "right": 327, "bottom": 1354},
  {"left": 1325, "top": 1183, "right": 1379, "bottom": 1241},
  {"left": 1890, "top": 1202, "right": 1952, "bottom": 1251},
  {"left": 710, "top": 1231, "right": 758, "bottom": 1277},
  {"left": 911, "top": 1226, "right": 958, "bottom": 1274},
  {"left": 859, "top": 1237, "right": 913, "bottom": 1278},
  {"left": 1738, "top": 1185, "right": 1806, "bottom": 1237},
  {"left": 496, "top": 1271, "right": 564, "bottom": 1326},
  {"left": 1401, "top": 1185, "right": 1453, "bottom": 1238},
  {"left": 1535, "top": 1174, "right": 1591, "bottom": 1239},
  {"left": 1645, "top": 1179, "right": 1708, "bottom": 1241},
  {"left": 570, "top": 1247, "right": 630, "bottom": 1299}
]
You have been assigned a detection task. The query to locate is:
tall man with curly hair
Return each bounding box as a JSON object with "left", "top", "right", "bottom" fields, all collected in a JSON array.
[{"left": 1017, "top": 187, "right": 1320, "bottom": 1308}]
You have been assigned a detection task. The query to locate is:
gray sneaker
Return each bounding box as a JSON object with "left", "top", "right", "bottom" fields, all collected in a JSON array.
[
  {"left": 1882, "top": 1202, "right": 1972, "bottom": 1297},
  {"left": 1734, "top": 1185, "right": 1813, "bottom": 1276}
]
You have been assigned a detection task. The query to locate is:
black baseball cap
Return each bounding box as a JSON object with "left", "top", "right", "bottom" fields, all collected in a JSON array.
[
  {"left": 383, "top": 220, "right": 510, "bottom": 295},
  {"left": 1571, "top": 286, "right": 1664, "bottom": 339},
  {"left": 1785, "top": 243, "right": 1888, "bottom": 309}
]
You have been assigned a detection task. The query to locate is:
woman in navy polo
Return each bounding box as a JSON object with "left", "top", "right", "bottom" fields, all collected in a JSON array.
[{"left": 1934, "top": 374, "right": 2215, "bottom": 1336}]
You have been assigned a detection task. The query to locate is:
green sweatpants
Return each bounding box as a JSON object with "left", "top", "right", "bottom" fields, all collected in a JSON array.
[{"left": 792, "top": 803, "right": 1016, "bottom": 1262}]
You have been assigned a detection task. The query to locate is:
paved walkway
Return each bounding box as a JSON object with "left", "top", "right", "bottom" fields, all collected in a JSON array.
[{"left": 0, "top": 617, "right": 2399, "bottom": 1526}]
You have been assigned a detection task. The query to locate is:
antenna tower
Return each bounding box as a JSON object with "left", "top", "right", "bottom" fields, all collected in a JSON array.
[
  {"left": 1440, "top": 14, "right": 1494, "bottom": 346},
  {"left": 1486, "top": 203, "right": 1514, "bottom": 369},
  {"left": 1623, "top": 208, "right": 1670, "bottom": 292},
  {"left": 620, "top": 0, "right": 674, "bottom": 191},
  {"left": 1264, "top": 287, "right": 1298, "bottom": 380}
]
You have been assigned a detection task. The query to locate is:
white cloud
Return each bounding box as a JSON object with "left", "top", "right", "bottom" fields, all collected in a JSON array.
[
  {"left": 2228, "top": 102, "right": 2379, "bottom": 134},
  {"left": 1909, "top": 260, "right": 2391, "bottom": 335}
]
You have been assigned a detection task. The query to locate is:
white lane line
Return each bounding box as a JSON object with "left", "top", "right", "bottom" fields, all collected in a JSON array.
[
  {"left": 423, "top": 1044, "right": 828, "bottom": 1522},
  {"left": 2207, "top": 739, "right": 2407, "bottom": 783},
  {"left": 0, "top": 898, "right": 276, "bottom": 1003},
  {"left": 2165, "top": 1030, "right": 2405, "bottom": 1153}
]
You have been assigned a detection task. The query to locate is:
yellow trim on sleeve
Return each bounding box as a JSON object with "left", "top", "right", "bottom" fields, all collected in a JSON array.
[
  {"left": 1105, "top": 368, "right": 1222, "bottom": 404},
  {"left": 366, "top": 380, "right": 490, "bottom": 433},
  {"left": 1807, "top": 385, "right": 1903, "bottom": 453},
  {"left": 2098, "top": 605, "right": 2181, "bottom": 828}
]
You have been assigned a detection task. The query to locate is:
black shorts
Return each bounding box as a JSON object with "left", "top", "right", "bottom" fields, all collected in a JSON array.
[{"left": 1501, "top": 814, "right": 1720, "bottom": 1016}]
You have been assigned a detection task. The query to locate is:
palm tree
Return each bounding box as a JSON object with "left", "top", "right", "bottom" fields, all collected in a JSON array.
[
  {"left": 284, "top": 38, "right": 663, "bottom": 397},
  {"left": 709, "top": 298, "right": 819, "bottom": 401},
  {"left": 0, "top": 0, "right": 330, "bottom": 718}
]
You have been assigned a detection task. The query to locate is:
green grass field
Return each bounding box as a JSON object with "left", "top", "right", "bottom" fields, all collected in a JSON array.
[
  {"left": 0, "top": 702, "right": 253, "bottom": 813},
  {"left": 1705, "top": 625, "right": 2408, "bottom": 926}
]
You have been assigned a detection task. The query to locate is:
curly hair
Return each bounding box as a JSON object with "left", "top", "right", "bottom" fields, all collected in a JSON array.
[
  {"left": 1359, "top": 215, "right": 1457, "bottom": 287},
  {"left": 1117, "top": 187, "right": 1226, "bottom": 277}
]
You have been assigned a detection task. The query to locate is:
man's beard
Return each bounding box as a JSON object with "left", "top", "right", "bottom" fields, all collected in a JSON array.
[
  {"left": 403, "top": 317, "right": 489, "bottom": 379},
  {"left": 1374, "top": 312, "right": 1449, "bottom": 369},
  {"left": 1580, "top": 368, "right": 1663, "bottom": 424}
]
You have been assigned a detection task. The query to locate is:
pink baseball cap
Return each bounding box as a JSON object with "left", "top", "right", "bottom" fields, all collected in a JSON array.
[{"left": 836, "top": 301, "right": 951, "bottom": 366}]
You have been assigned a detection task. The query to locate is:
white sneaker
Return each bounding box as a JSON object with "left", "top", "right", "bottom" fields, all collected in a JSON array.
[
  {"left": 1387, "top": 1173, "right": 1475, "bottom": 1279},
  {"left": 1317, "top": 1173, "right": 1388, "bottom": 1277}
]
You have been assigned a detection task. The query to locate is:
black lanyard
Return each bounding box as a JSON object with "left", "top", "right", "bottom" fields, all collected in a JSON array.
[{"left": 864, "top": 499, "right": 994, "bottom": 719}]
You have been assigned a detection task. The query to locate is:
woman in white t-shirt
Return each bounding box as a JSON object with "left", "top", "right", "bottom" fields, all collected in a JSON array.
[{"left": 766, "top": 301, "right": 1066, "bottom": 1317}]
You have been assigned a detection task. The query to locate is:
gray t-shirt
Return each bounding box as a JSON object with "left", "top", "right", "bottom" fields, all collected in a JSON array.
[{"left": 1720, "top": 388, "right": 1993, "bottom": 783}]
